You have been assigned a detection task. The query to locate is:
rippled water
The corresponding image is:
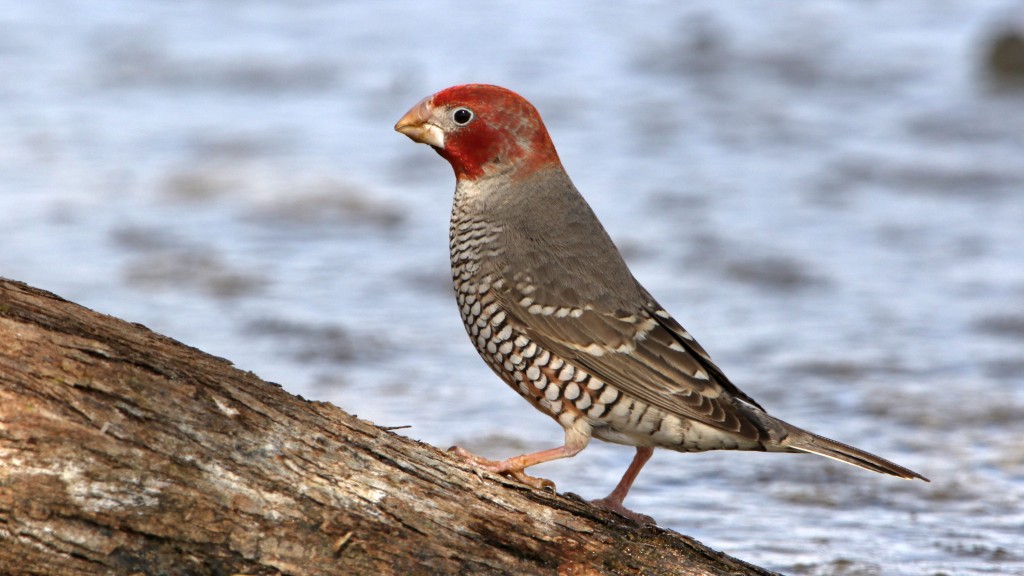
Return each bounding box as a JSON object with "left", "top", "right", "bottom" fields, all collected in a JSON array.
[{"left": 3, "top": 2, "right": 1024, "bottom": 574}]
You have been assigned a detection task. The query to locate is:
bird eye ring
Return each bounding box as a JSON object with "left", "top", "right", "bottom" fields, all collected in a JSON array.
[{"left": 452, "top": 108, "right": 474, "bottom": 125}]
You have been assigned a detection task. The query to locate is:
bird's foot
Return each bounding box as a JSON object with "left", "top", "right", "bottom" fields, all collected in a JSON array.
[
  {"left": 590, "top": 496, "right": 656, "bottom": 525},
  {"left": 448, "top": 446, "right": 556, "bottom": 491}
]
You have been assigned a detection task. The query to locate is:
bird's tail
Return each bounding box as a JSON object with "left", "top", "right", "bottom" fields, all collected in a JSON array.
[{"left": 782, "top": 424, "right": 929, "bottom": 481}]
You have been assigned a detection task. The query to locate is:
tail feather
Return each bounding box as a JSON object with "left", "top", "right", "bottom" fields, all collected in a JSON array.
[{"left": 784, "top": 426, "right": 929, "bottom": 482}]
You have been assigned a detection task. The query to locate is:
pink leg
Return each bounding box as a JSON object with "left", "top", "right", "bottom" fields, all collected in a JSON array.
[
  {"left": 449, "top": 443, "right": 585, "bottom": 491},
  {"left": 591, "top": 446, "right": 655, "bottom": 524}
]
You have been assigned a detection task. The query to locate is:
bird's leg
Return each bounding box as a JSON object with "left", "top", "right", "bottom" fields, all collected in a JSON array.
[
  {"left": 591, "top": 446, "right": 656, "bottom": 524},
  {"left": 448, "top": 444, "right": 584, "bottom": 490},
  {"left": 449, "top": 429, "right": 590, "bottom": 491}
]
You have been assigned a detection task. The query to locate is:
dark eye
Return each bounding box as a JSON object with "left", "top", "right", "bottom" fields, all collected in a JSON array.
[{"left": 452, "top": 108, "right": 473, "bottom": 125}]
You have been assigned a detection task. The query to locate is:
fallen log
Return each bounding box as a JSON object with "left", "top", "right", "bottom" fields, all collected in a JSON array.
[{"left": 0, "top": 278, "right": 776, "bottom": 575}]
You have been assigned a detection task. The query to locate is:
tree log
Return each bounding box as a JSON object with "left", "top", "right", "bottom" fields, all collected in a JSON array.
[{"left": 0, "top": 278, "right": 776, "bottom": 576}]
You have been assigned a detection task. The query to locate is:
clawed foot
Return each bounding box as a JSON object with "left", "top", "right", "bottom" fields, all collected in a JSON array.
[
  {"left": 590, "top": 496, "right": 656, "bottom": 525},
  {"left": 448, "top": 446, "right": 556, "bottom": 491},
  {"left": 448, "top": 445, "right": 655, "bottom": 524}
]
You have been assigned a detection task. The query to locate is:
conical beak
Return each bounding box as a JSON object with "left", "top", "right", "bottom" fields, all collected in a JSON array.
[{"left": 394, "top": 97, "right": 445, "bottom": 148}]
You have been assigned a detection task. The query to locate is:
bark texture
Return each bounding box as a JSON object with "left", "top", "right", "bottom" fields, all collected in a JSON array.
[{"left": 0, "top": 278, "right": 777, "bottom": 576}]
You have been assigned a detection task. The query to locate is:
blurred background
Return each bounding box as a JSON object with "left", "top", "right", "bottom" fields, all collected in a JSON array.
[{"left": 3, "top": 1, "right": 1023, "bottom": 574}]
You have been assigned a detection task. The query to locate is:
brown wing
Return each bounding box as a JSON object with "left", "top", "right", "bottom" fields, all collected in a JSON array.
[{"left": 492, "top": 277, "right": 772, "bottom": 443}]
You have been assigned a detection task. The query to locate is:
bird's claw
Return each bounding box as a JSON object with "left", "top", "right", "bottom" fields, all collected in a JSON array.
[
  {"left": 590, "top": 496, "right": 657, "bottom": 525},
  {"left": 506, "top": 469, "right": 556, "bottom": 491},
  {"left": 448, "top": 446, "right": 556, "bottom": 491}
]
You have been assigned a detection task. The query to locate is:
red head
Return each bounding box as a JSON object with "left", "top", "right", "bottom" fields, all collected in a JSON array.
[{"left": 395, "top": 84, "right": 561, "bottom": 181}]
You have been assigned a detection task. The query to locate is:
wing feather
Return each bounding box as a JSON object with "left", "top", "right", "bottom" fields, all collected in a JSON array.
[{"left": 492, "top": 279, "right": 771, "bottom": 442}]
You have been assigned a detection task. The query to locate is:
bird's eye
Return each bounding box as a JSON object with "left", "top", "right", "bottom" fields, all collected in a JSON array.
[{"left": 452, "top": 108, "right": 474, "bottom": 125}]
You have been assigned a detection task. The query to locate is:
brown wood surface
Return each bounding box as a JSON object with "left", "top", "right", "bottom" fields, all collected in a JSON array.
[{"left": 0, "top": 278, "right": 777, "bottom": 576}]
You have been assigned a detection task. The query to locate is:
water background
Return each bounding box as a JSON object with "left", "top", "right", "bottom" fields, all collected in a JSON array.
[{"left": 3, "top": 2, "right": 1024, "bottom": 574}]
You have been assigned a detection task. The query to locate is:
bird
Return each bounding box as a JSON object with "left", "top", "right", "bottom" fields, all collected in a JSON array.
[{"left": 394, "top": 84, "right": 928, "bottom": 523}]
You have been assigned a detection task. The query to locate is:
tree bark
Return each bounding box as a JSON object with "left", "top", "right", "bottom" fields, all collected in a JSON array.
[{"left": 0, "top": 278, "right": 777, "bottom": 576}]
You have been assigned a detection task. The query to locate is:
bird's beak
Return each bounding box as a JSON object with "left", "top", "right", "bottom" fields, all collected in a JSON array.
[{"left": 394, "top": 97, "right": 445, "bottom": 149}]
